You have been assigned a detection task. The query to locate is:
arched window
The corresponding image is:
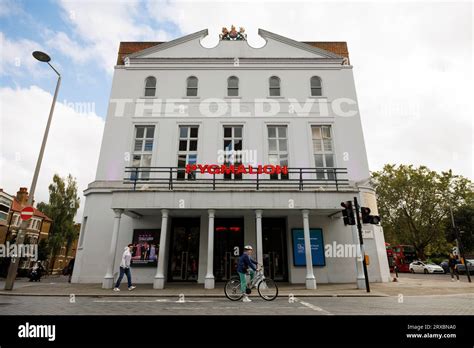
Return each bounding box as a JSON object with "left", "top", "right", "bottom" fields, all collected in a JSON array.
[
  {"left": 144, "top": 76, "right": 157, "bottom": 97},
  {"left": 227, "top": 76, "right": 239, "bottom": 97},
  {"left": 186, "top": 76, "right": 198, "bottom": 97},
  {"left": 310, "top": 76, "right": 322, "bottom": 96},
  {"left": 269, "top": 76, "right": 281, "bottom": 96}
]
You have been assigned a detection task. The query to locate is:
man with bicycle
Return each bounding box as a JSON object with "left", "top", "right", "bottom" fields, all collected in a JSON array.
[{"left": 237, "top": 245, "right": 259, "bottom": 302}]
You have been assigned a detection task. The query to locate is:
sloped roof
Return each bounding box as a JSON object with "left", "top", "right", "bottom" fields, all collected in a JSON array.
[
  {"left": 11, "top": 200, "right": 52, "bottom": 221},
  {"left": 116, "top": 42, "right": 164, "bottom": 65},
  {"left": 303, "top": 42, "right": 349, "bottom": 64}
]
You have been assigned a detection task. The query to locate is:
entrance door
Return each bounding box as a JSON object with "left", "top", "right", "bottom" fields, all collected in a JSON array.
[
  {"left": 262, "top": 218, "right": 288, "bottom": 281},
  {"left": 168, "top": 218, "right": 200, "bottom": 281},
  {"left": 214, "top": 218, "right": 244, "bottom": 281}
]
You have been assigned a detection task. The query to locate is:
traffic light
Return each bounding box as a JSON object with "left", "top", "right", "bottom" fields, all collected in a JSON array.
[
  {"left": 341, "top": 201, "right": 355, "bottom": 225},
  {"left": 371, "top": 215, "right": 381, "bottom": 224},
  {"left": 361, "top": 207, "right": 371, "bottom": 224},
  {"left": 360, "top": 207, "right": 381, "bottom": 225}
]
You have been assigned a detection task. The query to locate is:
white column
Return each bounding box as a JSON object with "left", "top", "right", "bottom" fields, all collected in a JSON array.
[
  {"left": 102, "top": 208, "right": 123, "bottom": 289},
  {"left": 204, "top": 209, "right": 215, "bottom": 289},
  {"left": 154, "top": 209, "right": 169, "bottom": 289},
  {"left": 302, "top": 209, "right": 317, "bottom": 289},
  {"left": 255, "top": 210, "right": 263, "bottom": 264},
  {"left": 351, "top": 225, "right": 366, "bottom": 289}
]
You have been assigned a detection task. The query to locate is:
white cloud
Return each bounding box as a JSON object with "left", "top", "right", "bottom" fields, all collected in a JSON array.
[
  {"left": 0, "top": 0, "right": 22, "bottom": 17},
  {"left": 56, "top": 0, "right": 172, "bottom": 73},
  {"left": 45, "top": 31, "right": 90, "bottom": 65},
  {"left": 0, "top": 86, "right": 104, "bottom": 221},
  {"left": 0, "top": 32, "right": 47, "bottom": 78}
]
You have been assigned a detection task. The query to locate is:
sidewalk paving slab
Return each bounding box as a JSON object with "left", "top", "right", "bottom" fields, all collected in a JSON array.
[{"left": 0, "top": 275, "right": 472, "bottom": 298}]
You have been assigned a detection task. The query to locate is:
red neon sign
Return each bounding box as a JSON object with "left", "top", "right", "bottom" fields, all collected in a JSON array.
[{"left": 215, "top": 226, "right": 241, "bottom": 232}]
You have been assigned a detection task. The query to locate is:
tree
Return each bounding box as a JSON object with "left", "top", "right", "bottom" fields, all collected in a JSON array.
[
  {"left": 372, "top": 165, "right": 473, "bottom": 259},
  {"left": 37, "top": 174, "right": 80, "bottom": 274}
]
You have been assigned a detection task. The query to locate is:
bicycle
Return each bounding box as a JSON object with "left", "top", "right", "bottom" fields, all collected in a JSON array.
[{"left": 224, "top": 266, "right": 278, "bottom": 301}]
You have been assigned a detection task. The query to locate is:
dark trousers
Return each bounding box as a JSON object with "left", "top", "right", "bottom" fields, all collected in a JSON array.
[
  {"left": 115, "top": 267, "right": 132, "bottom": 288},
  {"left": 450, "top": 267, "right": 459, "bottom": 280}
]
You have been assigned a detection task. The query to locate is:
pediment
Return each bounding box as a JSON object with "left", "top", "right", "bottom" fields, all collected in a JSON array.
[{"left": 127, "top": 29, "right": 343, "bottom": 60}]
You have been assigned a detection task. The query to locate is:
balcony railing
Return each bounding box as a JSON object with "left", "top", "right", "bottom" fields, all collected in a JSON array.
[{"left": 123, "top": 166, "right": 350, "bottom": 191}]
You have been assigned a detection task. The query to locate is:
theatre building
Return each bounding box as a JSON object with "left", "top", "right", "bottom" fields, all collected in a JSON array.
[{"left": 72, "top": 27, "right": 391, "bottom": 289}]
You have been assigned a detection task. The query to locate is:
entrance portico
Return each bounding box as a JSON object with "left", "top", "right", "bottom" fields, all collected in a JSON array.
[
  {"left": 101, "top": 204, "right": 348, "bottom": 290},
  {"left": 88, "top": 182, "right": 393, "bottom": 290}
]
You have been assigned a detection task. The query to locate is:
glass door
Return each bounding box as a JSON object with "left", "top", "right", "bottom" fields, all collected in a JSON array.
[
  {"left": 214, "top": 218, "right": 244, "bottom": 281},
  {"left": 168, "top": 218, "right": 200, "bottom": 281},
  {"left": 262, "top": 218, "right": 288, "bottom": 281}
]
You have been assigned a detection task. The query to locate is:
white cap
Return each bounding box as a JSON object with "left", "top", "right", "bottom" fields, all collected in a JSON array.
[{"left": 244, "top": 245, "right": 253, "bottom": 250}]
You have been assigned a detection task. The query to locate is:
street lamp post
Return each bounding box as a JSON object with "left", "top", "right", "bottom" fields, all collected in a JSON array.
[
  {"left": 449, "top": 202, "right": 471, "bottom": 283},
  {"left": 4, "top": 51, "right": 61, "bottom": 290}
]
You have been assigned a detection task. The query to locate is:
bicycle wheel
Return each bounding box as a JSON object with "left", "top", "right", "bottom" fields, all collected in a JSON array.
[
  {"left": 224, "top": 278, "right": 244, "bottom": 301},
  {"left": 258, "top": 278, "right": 278, "bottom": 301}
]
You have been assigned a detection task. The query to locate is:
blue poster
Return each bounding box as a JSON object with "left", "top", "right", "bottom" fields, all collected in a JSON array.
[{"left": 292, "top": 228, "right": 325, "bottom": 266}]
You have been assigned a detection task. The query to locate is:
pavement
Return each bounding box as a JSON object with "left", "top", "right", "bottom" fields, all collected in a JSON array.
[
  {"left": 0, "top": 273, "right": 473, "bottom": 315},
  {"left": 0, "top": 272, "right": 472, "bottom": 298},
  {"left": 1, "top": 293, "right": 474, "bottom": 315}
]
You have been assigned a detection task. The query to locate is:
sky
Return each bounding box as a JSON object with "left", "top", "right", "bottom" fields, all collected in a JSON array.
[{"left": 0, "top": 0, "right": 472, "bottom": 221}]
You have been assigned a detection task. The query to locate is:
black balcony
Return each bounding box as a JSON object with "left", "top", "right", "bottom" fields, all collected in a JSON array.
[{"left": 124, "top": 166, "right": 350, "bottom": 191}]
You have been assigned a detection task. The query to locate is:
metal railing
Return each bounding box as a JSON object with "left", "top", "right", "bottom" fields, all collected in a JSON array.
[{"left": 123, "top": 166, "right": 350, "bottom": 191}]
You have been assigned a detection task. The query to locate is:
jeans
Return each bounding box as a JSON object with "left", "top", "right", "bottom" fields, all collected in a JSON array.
[
  {"left": 238, "top": 270, "right": 255, "bottom": 293},
  {"left": 115, "top": 267, "right": 132, "bottom": 288}
]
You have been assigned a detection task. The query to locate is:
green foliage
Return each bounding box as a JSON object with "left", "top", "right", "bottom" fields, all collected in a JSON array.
[
  {"left": 426, "top": 257, "right": 445, "bottom": 265},
  {"left": 372, "top": 164, "right": 473, "bottom": 259},
  {"left": 36, "top": 174, "right": 80, "bottom": 268}
]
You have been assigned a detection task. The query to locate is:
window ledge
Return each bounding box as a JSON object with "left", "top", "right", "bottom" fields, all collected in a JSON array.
[
  {"left": 139, "top": 96, "right": 158, "bottom": 99},
  {"left": 224, "top": 96, "right": 242, "bottom": 99},
  {"left": 183, "top": 96, "right": 200, "bottom": 99},
  {"left": 309, "top": 96, "right": 327, "bottom": 99},
  {"left": 266, "top": 96, "right": 284, "bottom": 99}
]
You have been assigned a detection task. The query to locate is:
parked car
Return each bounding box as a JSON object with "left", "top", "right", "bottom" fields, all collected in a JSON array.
[
  {"left": 409, "top": 261, "right": 445, "bottom": 274},
  {"left": 440, "top": 260, "right": 450, "bottom": 274},
  {"left": 455, "top": 259, "right": 474, "bottom": 275}
]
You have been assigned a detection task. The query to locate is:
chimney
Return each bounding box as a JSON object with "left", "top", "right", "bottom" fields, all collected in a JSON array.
[{"left": 16, "top": 187, "right": 29, "bottom": 206}]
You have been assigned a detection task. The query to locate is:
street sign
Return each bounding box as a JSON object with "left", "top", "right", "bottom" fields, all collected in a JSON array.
[
  {"left": 362, "top": 229, "right": 374, "bottom": 239},
  {"left": 20, "top": 206, "right": 34, "bottom": 221}
]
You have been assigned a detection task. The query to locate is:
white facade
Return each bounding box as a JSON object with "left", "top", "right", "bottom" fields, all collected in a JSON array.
[{"left": 72, "top": 29, "right": 390, "bottom": 289}]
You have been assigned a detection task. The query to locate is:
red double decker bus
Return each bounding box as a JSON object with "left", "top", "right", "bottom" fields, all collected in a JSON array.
[{"left": 386, "top": 244, "right": 417, "bottom": 273}]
